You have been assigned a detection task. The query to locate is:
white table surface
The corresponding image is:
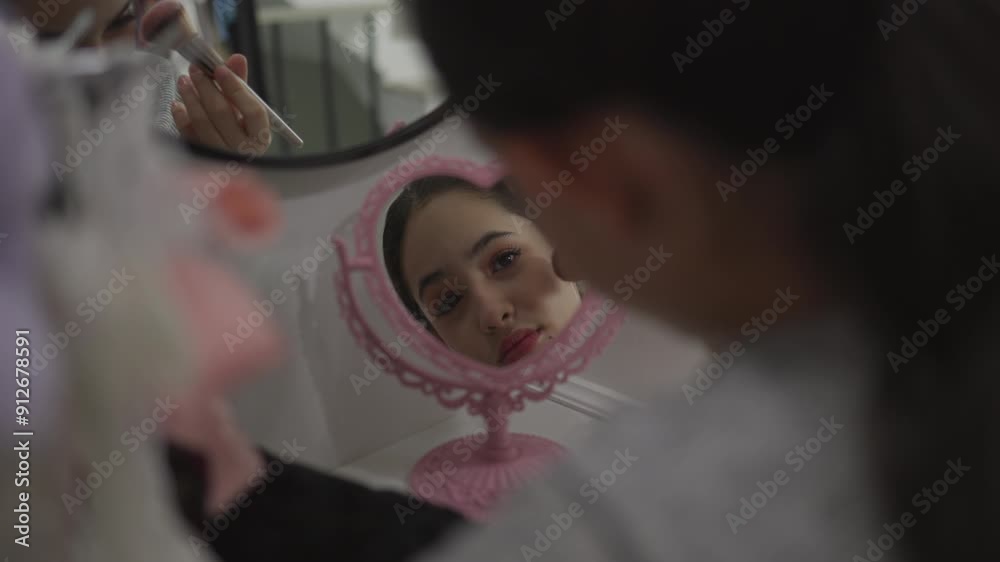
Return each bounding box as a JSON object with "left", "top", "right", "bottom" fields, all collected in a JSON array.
[{"left": 332, "top": 398, "right": 599, "bottom": 493}]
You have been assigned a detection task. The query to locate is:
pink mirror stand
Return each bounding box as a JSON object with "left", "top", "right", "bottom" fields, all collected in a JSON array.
[{"left": 331, "top": 156, "right": 624, "bottom": 520}]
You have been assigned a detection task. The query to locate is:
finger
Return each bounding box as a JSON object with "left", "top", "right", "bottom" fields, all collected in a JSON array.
[
  {"left": 189, "top": 66, "right": 245, "bottom": 149},
  {"left": 226, "top": 53, "right": 248, "bottom": 82},
  {"left": 171, "top": 101, "right": 197, "bottom": 139},
  {"left": 177, "top": 74, "right": 226, "bottom": 149},
  {"left": 215, "top": 64, "right": 270, "bottom": 151}
]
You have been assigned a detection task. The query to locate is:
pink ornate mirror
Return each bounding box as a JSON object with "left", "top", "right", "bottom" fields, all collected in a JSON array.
[{"left": 331, "top": 156, "right": 624, "bottom": 520}]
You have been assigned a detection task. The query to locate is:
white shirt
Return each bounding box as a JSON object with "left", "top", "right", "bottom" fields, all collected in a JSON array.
[{"left": 420, "top": 315, "right": 900, "bottom": 562}]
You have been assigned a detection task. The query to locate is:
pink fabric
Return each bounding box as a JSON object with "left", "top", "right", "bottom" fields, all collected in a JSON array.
[
  {"left": 168, "top": 255, "right": 283, "bottom": 393},
  {"left": 210, "top": 176, "right": 284, "bottom": 251},
  {"left": 163, "top": 177, "right": 285, "bottom": 512}
]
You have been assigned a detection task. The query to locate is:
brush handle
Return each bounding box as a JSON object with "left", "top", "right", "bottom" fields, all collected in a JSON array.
[
  {"left": 236, "top": 76, "right": 305, "bottom": 148},
  {"left": 182, "top": 38, "right": 305, "bottom": 149}
]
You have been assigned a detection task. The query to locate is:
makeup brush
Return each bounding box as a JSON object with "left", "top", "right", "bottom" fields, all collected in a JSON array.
[{"left": 140, "top": 0, "right": 304, "bottom": 148}]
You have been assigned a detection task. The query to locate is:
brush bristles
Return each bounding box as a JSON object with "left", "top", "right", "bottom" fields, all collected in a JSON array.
[
  {"left": 179, "top": 37, "right": 227, "bottom": 73},
  {"left": 139, "top": 0, "right": 197, "bottom": 46}
]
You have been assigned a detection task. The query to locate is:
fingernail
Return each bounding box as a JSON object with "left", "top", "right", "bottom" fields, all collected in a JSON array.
[
  {"left": 172, "top": 103, "right": 189, "bottom": 126},
  {"left": 179, "top": 75, "right": 191, "bottom": 89}
]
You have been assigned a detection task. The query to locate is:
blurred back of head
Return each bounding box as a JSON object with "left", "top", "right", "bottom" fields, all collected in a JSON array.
[{"left": 412, "top": 1, "right": 998, "bottom": 559}]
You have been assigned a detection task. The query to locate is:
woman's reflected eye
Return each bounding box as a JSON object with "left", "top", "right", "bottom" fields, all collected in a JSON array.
[
  {"left": 430, "top": 290, "right": 463, "bottom": 317},
  {"left": 490, "top": 248, "right": 521, "bottom": 273}
]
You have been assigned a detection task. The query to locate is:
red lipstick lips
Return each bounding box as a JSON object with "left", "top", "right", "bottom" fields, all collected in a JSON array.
[{"left": 498, "top": 328, "right": 542, "bottom": 365}]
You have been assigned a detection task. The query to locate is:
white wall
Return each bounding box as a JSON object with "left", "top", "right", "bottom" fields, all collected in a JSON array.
[{"left": 255, "top": 0, "right": 445, "bottom": 131}]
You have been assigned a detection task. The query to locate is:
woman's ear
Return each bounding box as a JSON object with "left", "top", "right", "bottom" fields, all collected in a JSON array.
[
  {"left": 486, "top": 111, "right": 669, "bottom": 244},
  {"left": 490, "top": 130, "right": 609, "bottom": 220}
]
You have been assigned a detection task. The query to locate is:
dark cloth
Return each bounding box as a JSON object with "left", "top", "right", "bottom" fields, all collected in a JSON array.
[{"left": 167, "top": 444, "right": 467, "bottom": 562}]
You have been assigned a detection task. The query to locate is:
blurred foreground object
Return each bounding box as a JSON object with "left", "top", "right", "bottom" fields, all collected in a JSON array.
[{"left": 4, "top": 27, "right": 284, "bottom": 562}]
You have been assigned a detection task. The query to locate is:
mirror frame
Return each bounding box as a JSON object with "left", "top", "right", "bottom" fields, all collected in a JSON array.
[
  {"left": 173, "top": 99, "right": 453, "bottom": 168},
  {"left": 175, "top": 0, "right": 451, "bottom": 168},
  {"left": 332, "top": 156, "right": 626, "bottom": 399}
]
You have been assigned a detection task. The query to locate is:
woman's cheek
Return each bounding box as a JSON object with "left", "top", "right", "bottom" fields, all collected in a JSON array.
[
  {"left": 435, "top": 323, "right": 479, "bottom": 362},
  {"left": 518, "top": 254, "right": 563, "bottom": 295},
  {"left": 521, "top": 258, "right": 583, "bottom": 332}
]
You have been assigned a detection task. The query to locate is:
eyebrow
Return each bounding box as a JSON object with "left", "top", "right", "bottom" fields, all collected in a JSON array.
[
  {"left": 466, "top": 230, "right": 513, "bottom": 260},
  {"left": 416, "top": 230, "right": 514, "bottom": 301}
]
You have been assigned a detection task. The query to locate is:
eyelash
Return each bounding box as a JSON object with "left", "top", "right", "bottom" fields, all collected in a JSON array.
[
  {"left": 431, "top": 291, "right": 461, "bottom": 317},
  {"left": 489, "top": 247, "right": 521, "bottom": 274},
  {"left": 429, "top": 247, "right": 522, "bottom": 318}
]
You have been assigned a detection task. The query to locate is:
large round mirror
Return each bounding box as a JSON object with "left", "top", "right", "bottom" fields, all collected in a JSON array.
[
  {"left": 4, "top": 0, "right": 447, "bottom": 160},
  {"left": 219, "top": 0, "right": 447, "bottom": 157}
]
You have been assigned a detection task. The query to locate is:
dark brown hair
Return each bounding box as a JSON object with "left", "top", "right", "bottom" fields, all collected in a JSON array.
[{"left": 411, "top": 1, "right": 998, "bottom": 559}]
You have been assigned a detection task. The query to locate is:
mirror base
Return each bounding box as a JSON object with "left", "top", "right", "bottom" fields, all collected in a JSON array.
[{"left": 408, "top": 433, "right": 566, "bottom": 521}]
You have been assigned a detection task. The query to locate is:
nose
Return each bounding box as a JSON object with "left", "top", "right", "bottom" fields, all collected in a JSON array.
[{"left": 474, "top": 287, "right": 513, "bottom": 334}]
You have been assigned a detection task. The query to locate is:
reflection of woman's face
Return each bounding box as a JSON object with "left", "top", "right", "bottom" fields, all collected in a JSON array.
[
  {"left": 16, "top": 0, "right": 137, "bottom": 47},
  {"left": 401, "top": 189, "right": 582, "bottom": 366}
]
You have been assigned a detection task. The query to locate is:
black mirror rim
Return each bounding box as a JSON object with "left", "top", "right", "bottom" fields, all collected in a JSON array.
[{"left": 172, "top": 98, "right": 453, "bottom": 169}]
